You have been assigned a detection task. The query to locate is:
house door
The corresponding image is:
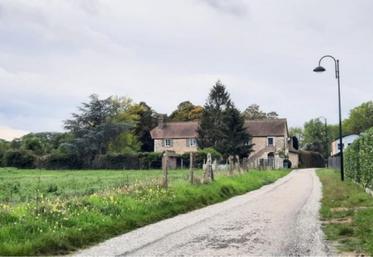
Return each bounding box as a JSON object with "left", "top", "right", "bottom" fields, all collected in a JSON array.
[{"left": 267, "top": 152, "right": 275, "bottom": 168}]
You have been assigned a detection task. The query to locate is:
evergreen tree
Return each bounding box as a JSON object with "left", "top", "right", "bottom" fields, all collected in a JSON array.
[
  {"left": 197, "top": 81, "right": 252, "bottom": 157},
  {"left": 218, "top": 106, "right": 252, "bottom": 157}
]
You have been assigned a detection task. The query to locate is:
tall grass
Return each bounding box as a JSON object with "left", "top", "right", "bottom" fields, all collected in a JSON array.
[
  {"left": 317, "top": 168, "right": 373, "bottom": 255},
  {"left": 0, "top": 168, "right": 288, "bottom": 255}
]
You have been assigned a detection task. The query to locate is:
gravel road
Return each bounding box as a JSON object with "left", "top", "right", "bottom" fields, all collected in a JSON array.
[{"left": 73, "top": 168, "right": 332, "bottom": 256}]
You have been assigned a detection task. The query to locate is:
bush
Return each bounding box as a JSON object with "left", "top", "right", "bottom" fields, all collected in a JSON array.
[
  {"left": 138, "top": 152, "right": 162, "bottom": 169},
  {"left": 92, "top": 153, "right": 139, "bottom": 169},
  {"left": 3, "top": 149, "right": 36, "bottom": 168},
  {"left": 298, "top": 150, "right": 325, "bottom": 168},
  {"left": 40, "top": 152, "right": 83, "bottom": 169},
  {"left": 181, "top": 148, "right": 223, "bottom": 168},
  {"left": 345, "top": 127, "right": 373, "bottom": 189}
]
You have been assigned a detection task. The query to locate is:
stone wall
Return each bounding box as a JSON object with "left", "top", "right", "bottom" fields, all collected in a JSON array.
[
  {"left": 251, "top": 136, "right": 288, "bottom": 159},
  {"left": 154, "top": 139, "right": 198, "bottom": 154},
  {"left": 288, "top": 152, "right": 299, "bottom": 168}
]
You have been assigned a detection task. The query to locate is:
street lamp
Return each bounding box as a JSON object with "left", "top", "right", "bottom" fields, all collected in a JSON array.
[
  {"left": 317, "top": 116, "right": 328, "bottom": 166},
  {"left": 313, "top": 55, "right": 344, "bottom": 181}
]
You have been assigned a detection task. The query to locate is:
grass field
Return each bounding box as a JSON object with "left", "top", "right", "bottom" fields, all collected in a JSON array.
[
  {"left": 0, "top": 168, "right": 205, "bottom": 204},
  {"left": 317, "top": 168, "right": 373, "bottom": 256},
  {"left": 0, "top": 167, "right": 289, "bottom": 255}
]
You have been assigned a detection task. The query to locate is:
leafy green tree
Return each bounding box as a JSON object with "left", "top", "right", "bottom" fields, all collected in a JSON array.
[
  {"left": 0, "top": 139, "right": 10, "bottom": 166},
  {"left": 303, "top": 118, "right": 330, "bottom": 158},
  {"left": 134, "top": 102, "right": 158, "bottom": 152},
  {"left": 344, "top": 101, "right": 373, "bottom": 134},
  {"left": 197, "top": 81, "right": 252, "bottom": 157},
  {"left": 169, "top": 101, "right": 204, "bottom": 121},
  {"left": 289, "top": 127, "right": 304, "bottom": 147},
  {"left": 64, "top": 95, "right": 132, "bottom": 165},
  {"left": 242, "top": 104, "right": 279, "bottom": 120}
]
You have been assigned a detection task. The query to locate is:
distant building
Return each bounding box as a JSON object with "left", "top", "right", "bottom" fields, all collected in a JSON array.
[
  {"left": 330, "top": 134, "right": 359, "bottom": 156},
  {"left": 150, "top": 118, "right": 299, "bottom": 168}
]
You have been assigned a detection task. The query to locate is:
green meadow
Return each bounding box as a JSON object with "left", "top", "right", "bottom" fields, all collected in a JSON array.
[{"left": 0, "top": 168, "right": 289, "bottom": 255}]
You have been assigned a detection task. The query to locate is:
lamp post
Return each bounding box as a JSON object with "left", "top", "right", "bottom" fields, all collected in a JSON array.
[
  {"left": 317, "top": 116, "right": 328, "bottom": 166},
  {"left": 313, "top": 55, "right": 344, "bottom": 181}
]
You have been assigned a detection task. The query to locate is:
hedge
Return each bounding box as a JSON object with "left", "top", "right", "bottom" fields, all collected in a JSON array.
[
  {"left": 180, "top": 148, "right": 223, "bottom": 168},
  {"left": 2, "top": 150, "right": 36, "bottom": 169},
  {"left": 345, "top": 127, "right": 373, "bottom": 189},
  {"left": 298, "top": 150, "right": 325, "bottom": 168}
]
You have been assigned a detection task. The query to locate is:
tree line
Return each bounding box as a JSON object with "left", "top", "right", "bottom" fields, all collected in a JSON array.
[
  {"left": 289, "top": 101, "right": 373, "bottom": 159},
  {"left": 0, "top": 81, "right": 280, "bottom": 169}
]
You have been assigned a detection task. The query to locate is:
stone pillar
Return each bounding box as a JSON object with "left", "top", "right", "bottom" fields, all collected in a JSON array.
[{"left": 203, "top": 153, "right": 213, "bottom": 183}]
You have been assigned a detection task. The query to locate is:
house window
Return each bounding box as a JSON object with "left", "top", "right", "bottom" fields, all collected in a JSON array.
[
  {"left": 187, "top": 138, "right": 197, "bottom": 147},
  {"left": 267, "top": 137, "right": 275, "bottom": 146},
  {"left": 245, "top": 139, "right": 252, "bottom": 146},
  {"left": 164, "top": 139, "right": 173, "bottom": 147}
]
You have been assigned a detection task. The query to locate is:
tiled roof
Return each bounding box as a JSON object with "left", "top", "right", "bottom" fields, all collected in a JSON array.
[
  {"left": 150, "top": 121, "right": 199, "bottom": 139},
  {"left": 150, "top": 119, "right": 288, "bottom": 139},
  {"left": 245, "top": 119, "right": 287, "bottom": 137}
]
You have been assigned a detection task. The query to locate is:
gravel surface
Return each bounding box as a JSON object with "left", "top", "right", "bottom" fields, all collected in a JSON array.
[{"left": 73, "top": 169, "right": 332, "bottom": 256}]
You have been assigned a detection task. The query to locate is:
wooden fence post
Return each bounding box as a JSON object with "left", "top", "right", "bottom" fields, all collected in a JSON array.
[
  {"left": 189, "top": 152, "right": 194, "bottom": 184},
  {"left": 228, "top": 155, "right": 234, "bottom": 175},
  {"left": 162, "top": 151, "right": 168, "bottom": 189}
]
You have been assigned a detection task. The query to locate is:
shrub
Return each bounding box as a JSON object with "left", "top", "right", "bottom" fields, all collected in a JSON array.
[
  {"left": 138, "top": 152, "right": 162, "bottom": 169},
  {"left": 298, "top": 150, "right": 325, "bottom": 168},
  {"left": 345, "top": 127, "right": 373, "bottom": 189},
  {"left": 181, "top": 148, "right": 223, "bottom": 168},
  {"left": 40, "top": 152, "right": 83, "bottom": 169},
  {"left": 3, "top": 149, "right": 36, "bottom": 168},
  {"left": 92, "top": 153, "right": 139, "bottom": 169}
]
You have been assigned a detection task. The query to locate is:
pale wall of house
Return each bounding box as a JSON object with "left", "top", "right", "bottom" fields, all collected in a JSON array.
[
  {"left": 154, "top": 139, "right": 198, "bottom": 154},
  {"left": 289, "top": 152, "right": 299, "bottom": 168},
  {"left": 250, "top": 136, "right": 288, "bottom": 159}
]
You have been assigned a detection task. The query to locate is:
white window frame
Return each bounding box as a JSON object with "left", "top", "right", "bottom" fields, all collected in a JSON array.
[
  {"left": 164, "top": 139, "right": 172, "bottom": 147},
  {"left": 188, "top": 138, "right": 197, "bottom": 147},
  {"left": 267, "top": 137, "right": 275, "bottom": 147}
]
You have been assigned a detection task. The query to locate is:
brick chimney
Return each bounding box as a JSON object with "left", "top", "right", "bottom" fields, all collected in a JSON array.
[{"left": 158, "top": 114, "right": 166, "bottom": 129}]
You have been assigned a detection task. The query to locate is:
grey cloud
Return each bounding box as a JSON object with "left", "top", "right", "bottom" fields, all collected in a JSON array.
[
  {"left": 0, "top": 0, "right": 372, "bottom": 138},
  {"left": 200, "top": 0, "right": 248, "bottom": 17}
]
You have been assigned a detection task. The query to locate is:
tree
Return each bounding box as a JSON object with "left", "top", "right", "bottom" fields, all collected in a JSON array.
[
  {"left": 64, "top": 95, "right": 132, "bottom": 165},
  {"left": 344, "top": 101, "right": 373, "bottom": 134},
  {"left": 169, "top": 101, "right": 204, "bottom": 121},
  {"left": 289, "top": 127, "right": 304, "bottom": 147},
  {"left": 303, "top": 118, "right": 330, "bottom": 158},
  {"left": 218, "top": 106, "right": 252, "bottom": 157},
  {"left": 197, "top": 81, "right": 233, "bottom": 149},
  {"left": 197, "top": 81, "right": 252, "bottom": 157},
  {"left": 0, "top": 139, "right": 10, "bottom": 166},
  {"left": 242, "top": 104, "right": 279, "bottom": 120},
  {"left": 134, "top": 102, "right": 158, "bottom": 152}
]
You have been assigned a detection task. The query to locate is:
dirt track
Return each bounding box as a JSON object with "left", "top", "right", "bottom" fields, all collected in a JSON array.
[{"left": 73, "top": 169, "right": 332, "bottom": 256}]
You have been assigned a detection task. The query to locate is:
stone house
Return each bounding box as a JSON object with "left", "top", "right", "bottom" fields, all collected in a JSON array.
[
  {"left": 150, "top": 119, "right": 299, "bottom": 168},
  {"left": 150, "top": 121, "right": 199, "bottom": 154},
  {"left": 245, "top": 119, "right": 299, "bottom": 168}
]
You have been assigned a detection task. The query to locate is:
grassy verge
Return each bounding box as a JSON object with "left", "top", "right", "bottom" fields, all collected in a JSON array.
[
  {"left": 0, "top": 169, "right": 289, "bottom": 255},
  {"left": 317, "top": 168, "right": 373, "bottom": 255}
]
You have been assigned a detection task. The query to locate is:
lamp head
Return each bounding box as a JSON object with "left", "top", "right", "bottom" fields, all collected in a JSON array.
[{"left": 313, "top": 66, "right": 326, "bottom": 72}]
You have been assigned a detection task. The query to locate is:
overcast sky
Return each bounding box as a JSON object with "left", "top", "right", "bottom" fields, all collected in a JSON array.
[{"left": 0, "top": 0, "right": 372, "bottom": 140}]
